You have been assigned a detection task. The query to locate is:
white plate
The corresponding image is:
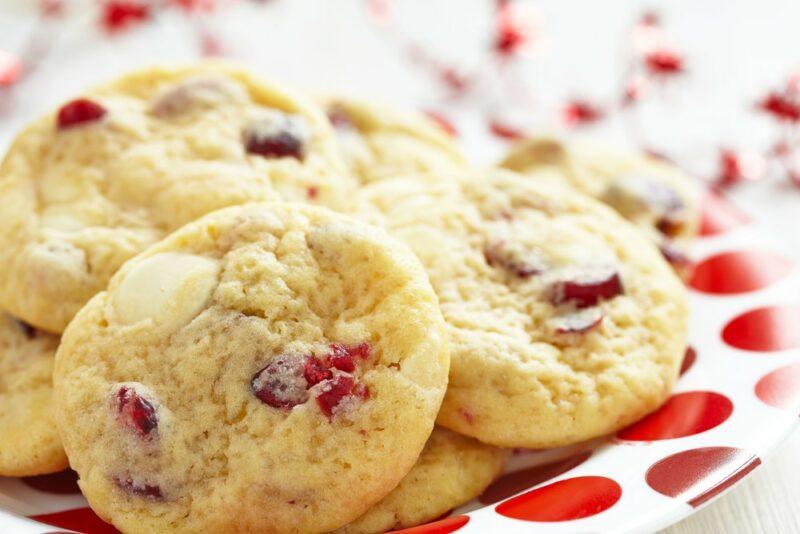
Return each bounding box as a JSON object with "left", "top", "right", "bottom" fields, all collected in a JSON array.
[{"left": 1, "top": 191, "right": 799, "bottom": 534}]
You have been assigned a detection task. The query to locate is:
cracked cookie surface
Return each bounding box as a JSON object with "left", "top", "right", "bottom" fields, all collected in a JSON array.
[
  {"left": 357, "top": 169, "right": 688, "bottom": 448},
  {"left": 53, "top": 202, "right": 449, "bottom": 534},
  {"left": 0, "top": 63, "right": 350, "bottom": 333}
]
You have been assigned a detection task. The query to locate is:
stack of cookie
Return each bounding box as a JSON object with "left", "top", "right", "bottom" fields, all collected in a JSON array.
[{"left": 0, "top": 63, "right": 694, "bottom": 533}]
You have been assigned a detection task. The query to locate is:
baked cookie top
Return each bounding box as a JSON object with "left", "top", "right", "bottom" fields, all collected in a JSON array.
[
  {"left": 337, "top": 427, "right": 508, "bottom": 534},
  {"left": 320, "top": 96, "right": 467, "bottom": 183},
  {"left": 0, "top": 313, "right": 65, "bottom": 476},
  {"left": 53, "top": 202, "right": 449, "bottom": 534},
  {"left": 499, "top": 136, "right": 699, "bottom": 274},
  {"left": 0, "top": 63, "right": 351, "bottom": 333},
  {"left": 357, "top": 169, "right": 688, "bottom": 448}
]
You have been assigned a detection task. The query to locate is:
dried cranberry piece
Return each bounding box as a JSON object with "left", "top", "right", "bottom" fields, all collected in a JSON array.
[
  {"left": 660, "top": 241, "right": 694, "bottom": 279},
  {"left": 115, "top": 386, "right": 158, "bottom": 439},
  {"left": 243, "top": 112, "right": 307, "bottom": 160},
  {"left": 484, "top": 242, "right": 544, "bottom": 278},
  {"left": 656, "top": 210, "right": 687, "bottom": 237},
  {"left": 303, "top": 356, "right": 333, "bottom": 386},
  {"left": 315, "top": 374, "right": 359, "bottom": 417},
  {"left": 659, "top": 241, "right": 690, "bottom": 265},
  {"left": 326, "top": 342, "right": 371, "bottom": 372},
  {"left": 56, "top": 98, "right": 107, "bottom": 129},
  {"left": 114, "top": 476, "right": 163, "bottom": 500},
  {"left": 327, "top": 105, "right": 355, "bottom": 130},
  {"left": 12, "top": 317, "right": 37, "bottom": 339},
  {"left": 549, "top": 307, "right": 604, "bottom": 334},
  {"left": 251, "top": 356, "right": 309, "bottom": 409},
  {"left": 546, "top": 267, "right": 624, "bottom": 308}
]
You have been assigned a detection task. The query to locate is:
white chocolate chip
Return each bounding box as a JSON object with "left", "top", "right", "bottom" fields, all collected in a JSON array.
[
  {"left": 28, "top": 240, "right": 87, "bottom": 281},
  {"left": 602, "top": 174, "right": 682, "bottom": 221},
  {"left": 112, "top": 252, "right": 220, "bottom": 328},
  {"left": 40, "top": 207, "right": 89, "bottom": 232},
  {"left": 150, "top": 75, "right": 248, "bottom": 118}
]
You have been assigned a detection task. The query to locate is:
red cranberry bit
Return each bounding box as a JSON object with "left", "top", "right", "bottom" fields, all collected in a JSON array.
[
  {"left": 315, "top": 374, "right": 365, "bottom": 418},
  {"left": 640, "top": 181, "right": 685, "bottom": 222},
  {"left": 12, "top": 317, "right": 37, "bottom": 339},
  {"left": 327, "top": 105, "right": 356, "bottom": 130},
  {"left": 660, "top": 242, "right": 694, "bottom": 279},
  {"left": 656, "top": 210, "right": 687, "bottom": 237},
  {"left": 484, "top": 242, "right": 544, "bottom": 278},
  {"left": 458, "top": 407, "right": 476, "bottom": 425},
  {"left": 550, "top": 307, "right": 604, "bottom": 334},
  {"left": 303, "top": 356, "right": 332, "bottom": 387},
  {"left": 251, "top": 356, "right": 310, "bottom": 409},
  {"left": 326, "top": 342, "right": 371, "bottom": 372},
  {"left": 547, "top": 266, "right": 624, "bottom": 308},
  {"left": 114, "top": 476, "right": 163, "bottom": 500},
  {"left": 243, "top": 112, "right": 308, "bottom": 160},
  {"left": 115, "top": 386, "right": 158, "bottom": 439},
  {"left": 56, "top": 98, "right": 107, "bottom": 130}
]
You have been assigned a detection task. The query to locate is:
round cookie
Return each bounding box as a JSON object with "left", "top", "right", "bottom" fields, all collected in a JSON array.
[
  {"left": 337, "top": 427, "right": 508, "bottom": 534},
  {"left": 357, "top": 169, "right": 688, "bottom": 448},
  {"left": 0, "top": 313, "right": 66, "bottom": 476},
  {"left": 53, "top": 202, "right": 450, "bottom": 533},
  {"left": 499, "top": 136, "right": 699, "bottom": 275},
  {"left": 0, "top": 62, "right": 351, "bottom": 333},
  {"left": 320, "top": 96, "right": 467, "bottom": 183}
]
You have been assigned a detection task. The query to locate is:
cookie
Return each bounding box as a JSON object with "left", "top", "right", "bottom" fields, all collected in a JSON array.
[
  {"left": 0, "top": 313, "right": 66, "bottom": 476},
  {"left": 357, "top": 169, "right": 688, "bottom": 448},
  {"left": 337, "top": 427, "right": 508, "bottom": 534},
  {"left": 320, "top": 96, "right": 467, "bottom": 183},
  {"left": 53, "top": 202, "right": 449, "bottom": 533},
  {"left": 499, "top": 136, "right": 699, "bottom": 275},
  {"left": 0, "top": 63, "right": 351, "bottom": 333}
]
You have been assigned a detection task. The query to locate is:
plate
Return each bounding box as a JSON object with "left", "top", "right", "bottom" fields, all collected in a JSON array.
[{"left": 1, "top": 191, "right": 798, "bottom": 534}]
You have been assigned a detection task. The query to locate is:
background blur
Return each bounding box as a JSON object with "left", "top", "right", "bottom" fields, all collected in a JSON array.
[{"left": 1, "top": 0, "right": 799, "bottom": 247}]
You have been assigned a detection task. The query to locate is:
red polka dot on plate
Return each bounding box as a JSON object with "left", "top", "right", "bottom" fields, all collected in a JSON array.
[
  {"left": 21, "top": 469, "right": 81, "bottom": 494},
  {"left": 31, "top": 507, "right": 119, "bottom": 534},
  {"left": 755, "top": 362, "right": 800, "bottom": 411},
  {"left": 680, "top": 347, "right": 697, "bottom": 376},
  {"left": 646, "top": 447, "right": 760, "bottom": 507},
  {"left": 699, "top": 190, "right": 749, "bottom": 236},
  {"left": 617, "top": 391, "right": 733, "bottom": 441},
  {"left": 722, "top": 306, "right": 800, "bottom": 352},
  {"left": 495, "top": 476, "right": 621, "bottom": 522},
  {"left": 479, "top": 450, "right": 592, "bottom": 505},
  {"left": 689, "top": 251, "right": 792, "bottom": 295},
  {"left": 390, "top": 515, "right": 469, "bottom": 534}
]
